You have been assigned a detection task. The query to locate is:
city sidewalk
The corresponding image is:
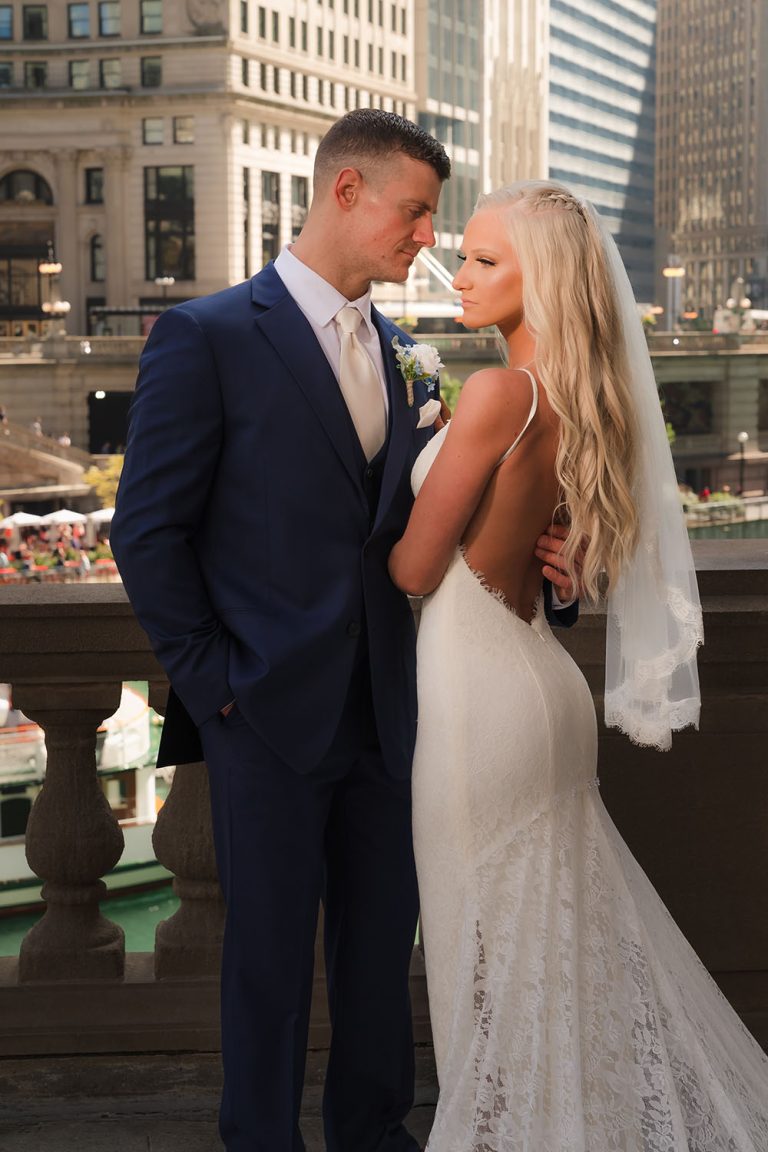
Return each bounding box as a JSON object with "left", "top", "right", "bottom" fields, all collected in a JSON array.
[{"left": 0, "top": 1048, "right": 438, "bottom": 1152}]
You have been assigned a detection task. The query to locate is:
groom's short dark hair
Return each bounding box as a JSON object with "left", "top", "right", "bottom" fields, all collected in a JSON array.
[{"left": 314, "top": 109, "right": 451, "bottom": 188}]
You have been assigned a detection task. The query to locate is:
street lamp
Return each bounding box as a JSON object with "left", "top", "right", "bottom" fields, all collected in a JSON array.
[
  {"left": 662, "top": 258, "right": 685, "bottom": 331},
  {"left": 154, "top": 275, "right": 175, "bottom": 306},
  {"left": 38, "top": 241, "right": 62, "bottom": 278},
  {"left": 737, "top": 430, "right": 749, "bottom": 495}
]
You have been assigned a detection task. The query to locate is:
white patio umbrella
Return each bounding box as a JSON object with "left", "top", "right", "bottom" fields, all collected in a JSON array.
[
  {"left": 87, "top": 507, "right": 115, "bottom": 524},
  {"left": 0, "top": 511, "right": 42, "bottom": 529},
  {"left": 39, "top": 509, "right": 88, "bottom": 525}
]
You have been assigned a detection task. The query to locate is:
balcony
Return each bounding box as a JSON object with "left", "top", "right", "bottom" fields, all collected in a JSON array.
[{"left": 0, "top": 540, "right": 766, "bottom": 1147}]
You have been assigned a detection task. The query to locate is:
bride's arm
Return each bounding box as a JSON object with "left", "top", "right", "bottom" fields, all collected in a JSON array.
[{"left": 388, "top": 369, "right": 534, "bottom": 597}]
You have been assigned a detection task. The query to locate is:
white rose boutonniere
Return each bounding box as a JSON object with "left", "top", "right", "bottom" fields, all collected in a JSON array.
[{"left": 392, "top": 338, "right": 444, "bottom": 407}]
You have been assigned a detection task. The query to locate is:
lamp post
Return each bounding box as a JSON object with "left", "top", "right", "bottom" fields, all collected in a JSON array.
[
  {"left": 662, "top": 258, "right": 685, "bottom": 331},
  {"left": 737, "top": 431, "right": 749, "bottom": 495},
  {"left": 38, "top": 240, "right": 62, "bottom": 312},
  {"left": 154, "top": 275, "right": 175, "bottom": 307}
]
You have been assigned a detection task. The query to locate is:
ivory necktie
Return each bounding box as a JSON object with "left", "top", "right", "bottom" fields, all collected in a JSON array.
[{"left": 335, "top": 305, "right": 387, "bottom": 461}]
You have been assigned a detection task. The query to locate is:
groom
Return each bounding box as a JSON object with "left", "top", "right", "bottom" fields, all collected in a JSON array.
[
  {"left": 112, "top": 110, "right": 451, "bottom": 1152},
  {"left": 112, "top": 110, "right": 575, "bottom": 1152}
]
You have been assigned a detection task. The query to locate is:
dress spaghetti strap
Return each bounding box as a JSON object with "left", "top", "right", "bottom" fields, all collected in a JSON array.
[{"left": 497, "top": 366, "right": 538, "bottom": 467}]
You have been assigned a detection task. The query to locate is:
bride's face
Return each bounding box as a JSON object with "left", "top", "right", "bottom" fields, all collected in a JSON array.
[{"left": 453, "top": 210, "right": 525, "bottom": 337}]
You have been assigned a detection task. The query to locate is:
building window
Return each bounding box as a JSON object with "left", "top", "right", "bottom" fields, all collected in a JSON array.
[
  {"left": 288, "top": 15, "right": 295, "bottom": 46},
  {"left": 257, "top": 5, "right": 265, "bottom": 36},
  {"left": 0, "top": 7, "right": 12, "bottom": 39},
  {"left": 98, "top": 1, "right": 120, "bottom": 36},
  {"left": 316, "top": 26, "right": 322, "bottom": 54},
  {"left": 289, "top": 70, "right": 295, "bottom": 97},
  {"left": 291, "top": 175, "right": 308, "bottom": 240},
  {"left": 173, "top": 115, "right": 194, "bottom": 144},
  {"left": 329, "top": 29, "right": 334, "bottom": 58},
  {"left": 0, "top": 62, "right": 11, "bottom": 86},
  {"left": 68, "top": 3, "right": 89, "bottom": 37},
  {"left": 140, "top": 0, "right": 162, "bottom": 34},
  {"left": 259, "top": 61, "right": 266, "bottom": 88},
  {"left": 22, "top": 5, "right": 47, "bottom": 39},
  {"left": 242, "top": 56, "right": 250, "bottom": 85},
  {"left": 300, "top": 20, "right": 306, "bottom": 50},
  {"left": 144, "top": 165, "right": 195, "bottom": 281},
  {"left": 273, "top": 65, "right": 279, "bottom": 93},
  {"left": 85, "top": 167, "right": 104, "bottom": 203},
  {"left": 69, "top": 59, "right": 90, "bottom": 88},
  {"left": 243, "top": 166, "right": 250, "bottom": 279},
  {"left": 271, "top": 11, "right": 278, "bottom": 39},
  {"left": 90, "top": 234, "right": 105, "bottom": 282},
  {"left": 261, "top": 170, "right": 280, "bottom": 265},
  {"left": 240, "top": 0, "right": 247, "bottom": 33},
  {"left": 140, "top": 55, "right": 161, "bottom": 86},
  {"left": 302, "top": 73, "right": 308, "bottom": 100},
  {"left": 99, "top": 57, "right": 122, "bottom": 87},
  {"left": 24, "top": 60, "right": 46, "bottom": 87},
  {"left": 0, "top": 169, "right": 53, "bottom": 203},
  {"left": 142, "top": 116, "right": 163, "bottom": 144},
  {"left": 242, "top": 118, "right": 250, "bottom": 144}
]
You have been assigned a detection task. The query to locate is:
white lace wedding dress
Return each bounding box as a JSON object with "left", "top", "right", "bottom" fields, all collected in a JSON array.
[{"left": 411, "top": 388, "right": 768, "bottom": 1151}]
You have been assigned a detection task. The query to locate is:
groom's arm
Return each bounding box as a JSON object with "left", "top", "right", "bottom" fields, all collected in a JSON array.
[{"left": 111, "top": 306, "right": 234, "bottom": 726}]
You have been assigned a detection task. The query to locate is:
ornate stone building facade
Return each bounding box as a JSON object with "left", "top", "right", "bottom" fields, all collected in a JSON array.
[{"left": 0, "top": 0, "right": 416, "bottom": 335}]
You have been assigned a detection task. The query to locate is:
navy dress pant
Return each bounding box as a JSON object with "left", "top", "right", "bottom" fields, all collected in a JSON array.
[{"left": 200, "top": 664, "right": 421, "bottom": 1152}]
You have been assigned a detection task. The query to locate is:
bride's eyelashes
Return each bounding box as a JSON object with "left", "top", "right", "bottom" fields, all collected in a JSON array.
[{"left": 456, "top": 253, "right": 497, "bottom": 268}]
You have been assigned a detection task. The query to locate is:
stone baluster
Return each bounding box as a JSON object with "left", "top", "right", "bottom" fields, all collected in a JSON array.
[
  {"left": 149, "top": 680, "right": 225, "bottom": 980},
  {"left": 14, "top": 681, "right": 125, "bottom": 983}
]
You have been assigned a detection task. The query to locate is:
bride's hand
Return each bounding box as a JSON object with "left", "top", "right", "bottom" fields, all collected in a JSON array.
[{"left": 535, "top": 524, "right": 586, "bottom": 602}]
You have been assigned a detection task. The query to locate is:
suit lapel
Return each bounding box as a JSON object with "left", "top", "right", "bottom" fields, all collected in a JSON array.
[
  {"left": 372, "top": 309, "right": 413, "bottom": 530},
  {"left": 251, "top": 268, "right": 364, "bottom": 494}
]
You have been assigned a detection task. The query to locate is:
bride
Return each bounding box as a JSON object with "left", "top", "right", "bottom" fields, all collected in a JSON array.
[{"left": 389, "top": 181, "right": 768, "bottom": 1150}]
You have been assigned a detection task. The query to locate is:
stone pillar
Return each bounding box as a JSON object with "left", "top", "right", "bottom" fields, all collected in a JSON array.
[
  {"left": 103, "top": 146, "right": 132, "bottom": 313},
  {"left": 148, "top": 680, "right": 225, "bottom": 980},
  {"left": 53, "top": 149, "right": 81, "bottom": 332},
  {"left": 14, "top": 681, "right": 125, "bottom": 983}
]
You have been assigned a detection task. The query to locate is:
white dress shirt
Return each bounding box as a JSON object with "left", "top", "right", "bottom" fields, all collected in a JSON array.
[{"left": 274, "top": 245, "right": 389, "bottom": 416}]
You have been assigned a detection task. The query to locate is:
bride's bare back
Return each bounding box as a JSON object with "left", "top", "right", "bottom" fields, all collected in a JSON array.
[
  {"left": 461, "top": 368, "right": 560, "bottom": 623},
  {"left": 388, "top": 364, "right": 560, "bottom": 622}
]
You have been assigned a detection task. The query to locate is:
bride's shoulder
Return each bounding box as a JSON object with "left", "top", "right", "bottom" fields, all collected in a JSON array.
[{"left": 454, "top": 367, "right": 536, "bottom": 423}]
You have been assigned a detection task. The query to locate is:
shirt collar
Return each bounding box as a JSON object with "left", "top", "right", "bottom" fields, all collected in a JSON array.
[{"left": 274, "top": 245, "right": 376, "bottom": 338}]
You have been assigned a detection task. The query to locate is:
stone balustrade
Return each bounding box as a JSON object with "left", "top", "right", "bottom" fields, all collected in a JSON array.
[{"left": 0, "top": 540, "right": 766, "bottom": 1058}]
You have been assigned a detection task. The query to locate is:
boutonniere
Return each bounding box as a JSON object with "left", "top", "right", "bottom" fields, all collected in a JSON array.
[{"left": 391, "top": 338, "right": 443, "bottom": 407}]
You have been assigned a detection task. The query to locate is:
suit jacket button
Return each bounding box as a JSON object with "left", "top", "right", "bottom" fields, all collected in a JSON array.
[
  {"left": 365, "top": 467, "right": 374, "bottom": 479},
  {"left": 347, "top": 620, "right": 361, "bottom": 637}
]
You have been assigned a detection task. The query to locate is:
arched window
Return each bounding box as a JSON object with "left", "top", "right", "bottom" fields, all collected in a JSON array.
[
  {"left": 90, "top": 234, "right": 105, "bottom": 282},
  {"left": 0, "top": 169, "right": 54, "bottom": 205}
]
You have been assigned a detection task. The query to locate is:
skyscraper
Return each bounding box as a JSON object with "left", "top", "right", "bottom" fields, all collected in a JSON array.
[
  {"left": 656, "top": 0, "right": 768, "bottom": 319},
  {"left": 547, "top": 0, "right": 657, "bottom": 304}
]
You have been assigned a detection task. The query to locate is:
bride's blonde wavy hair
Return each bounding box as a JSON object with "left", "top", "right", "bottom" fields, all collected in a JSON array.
[{"left": 475, "top": 180, "right": 640, "bottom": 601}]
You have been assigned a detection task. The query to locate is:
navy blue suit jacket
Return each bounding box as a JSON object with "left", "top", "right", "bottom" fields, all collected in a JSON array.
[{"left": 111, "top": 265, "right": 441, "bottom": 777}]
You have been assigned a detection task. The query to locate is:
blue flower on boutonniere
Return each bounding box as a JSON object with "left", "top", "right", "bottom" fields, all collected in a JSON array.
[{"left": 391, "top": 338, "right": 444, "bottom": 408}]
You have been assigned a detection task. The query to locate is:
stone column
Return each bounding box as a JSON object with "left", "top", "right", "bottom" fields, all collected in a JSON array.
[
  {"left": 148, "top": 680, "right": 225, "bottom": 980},
  {"left": 15, "top": 681, "right": 125, "bottom": 983}
]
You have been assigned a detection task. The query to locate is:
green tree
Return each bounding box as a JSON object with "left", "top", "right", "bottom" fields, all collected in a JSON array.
[
  {"left": 84, "top": 455, "right": 123, "bottom": 508},
  {"left": 439, "top": 371, "right": 464, "bottom": 413}
]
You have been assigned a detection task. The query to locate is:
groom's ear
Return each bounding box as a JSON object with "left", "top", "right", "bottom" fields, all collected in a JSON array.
[{"left": 334, "top": 167, "right": 364, "bottom": 211}]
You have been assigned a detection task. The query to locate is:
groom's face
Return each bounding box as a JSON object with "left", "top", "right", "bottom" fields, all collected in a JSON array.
[{"left": 347, "top": 154, "right": 442, "bottom": 285}]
